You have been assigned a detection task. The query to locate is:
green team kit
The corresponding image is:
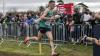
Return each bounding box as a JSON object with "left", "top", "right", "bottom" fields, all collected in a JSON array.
[{"left": 39, "top": 9, "right": 55, "bottom": 32}]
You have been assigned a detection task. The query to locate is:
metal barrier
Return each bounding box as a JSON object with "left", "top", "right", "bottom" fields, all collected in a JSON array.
[
  {"left": 0, "top": 22, "right": 94, "bottom": 55},
  {"left": 0, "top": 22, "right": 93, "bottom": 45}
]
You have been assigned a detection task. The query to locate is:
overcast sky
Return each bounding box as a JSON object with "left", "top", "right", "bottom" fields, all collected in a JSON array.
[
  {"left": 0, "top": 0, "right": 100, "bottom": 12},
  {"left": 0, "top": 0, "right": 100, "bottom": 3}
]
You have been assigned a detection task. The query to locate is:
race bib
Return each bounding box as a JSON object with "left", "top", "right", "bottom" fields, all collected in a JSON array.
[{"left": 45, "top": 21, "right": 51, "bottom": 26}]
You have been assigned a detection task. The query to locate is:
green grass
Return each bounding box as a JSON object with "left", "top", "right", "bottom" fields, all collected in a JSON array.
[{"left": 0, "top": 41, "right": 93, "bottom": 56}]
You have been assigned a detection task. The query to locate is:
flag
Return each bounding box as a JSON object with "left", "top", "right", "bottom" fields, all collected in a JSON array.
[{"left": 57, "top": 3, "right": 74, "bottom": 14}]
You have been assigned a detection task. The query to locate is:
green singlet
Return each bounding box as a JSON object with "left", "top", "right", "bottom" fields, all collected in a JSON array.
[{"left": 39, "top": 10, "right": 54, "bottom": 28}]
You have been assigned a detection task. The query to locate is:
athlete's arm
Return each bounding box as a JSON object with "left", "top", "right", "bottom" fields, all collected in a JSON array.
[
  {"left": 34, "top": 8, "right": 49, "bottom": 23},
  {"left": 40, "top": 7, "right": 60, "bottom": 20},
  {"left": 40, "top": 8, "right": 49, "bottom": 19}
]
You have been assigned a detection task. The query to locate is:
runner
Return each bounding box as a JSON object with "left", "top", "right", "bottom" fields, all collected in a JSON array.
[{"left": 24, "top": 0, "right": 60, "bottom": 56}]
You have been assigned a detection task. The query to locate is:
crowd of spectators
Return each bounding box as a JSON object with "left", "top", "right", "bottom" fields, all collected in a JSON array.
[{"left": 0, "top": 5, "right": 99, "bottom": 44}]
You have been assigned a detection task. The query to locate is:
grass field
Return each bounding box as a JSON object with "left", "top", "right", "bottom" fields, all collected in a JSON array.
[{"left": 0, "top": 41, "right": 92, "bottom": 56}]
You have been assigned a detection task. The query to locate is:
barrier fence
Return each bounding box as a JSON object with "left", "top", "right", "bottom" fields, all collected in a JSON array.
[
  {"left": 0, "top": 22, "right": 93, "bottom": 44},
  {"left": 0, "top": 22, "right": 94, "bottom": 55}
]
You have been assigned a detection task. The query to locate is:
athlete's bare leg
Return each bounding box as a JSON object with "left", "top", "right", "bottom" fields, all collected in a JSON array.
[
  {"left": 46, "top": 31, "right": 58, "bottom": 56},
  {"left": 24, "top": 30, "right": 58, "bottom": 55},
  {"left": 24, "top": 31, "right": 44, "bottom": 44}
]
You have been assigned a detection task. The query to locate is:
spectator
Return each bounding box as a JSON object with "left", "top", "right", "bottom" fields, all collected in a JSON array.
[
  {"left": 4, "top": 13, "right": 13, "bottom": 23},
  {"left": 26, "top": 12, "right": 35, "bottom": 25},
  {"left": 0, "top": 13, "right": 3, "bottom": 37},
  {"left": 81, "top": 11, "right": 92, "bottom": 25},
  {"left": 73, "top": 10, "right": 83, "bottom": 24},
  {"left": 73, "top": 10, "right": 83, "bottom": 43},
  {"left": 0, "top": 13, "right": 4, "bottom": 24},
  {"left": 81, "top": 12, "right": 100, "bottom": 56},
  {"left": 66, "top": 15, "right": 75, "bottom": 43}
]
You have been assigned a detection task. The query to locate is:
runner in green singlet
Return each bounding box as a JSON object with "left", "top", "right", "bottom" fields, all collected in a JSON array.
[{"left": 24, "top": 0, "right": 60, "bottom": 56}]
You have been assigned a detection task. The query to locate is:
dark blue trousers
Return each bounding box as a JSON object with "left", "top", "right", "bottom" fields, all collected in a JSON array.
[{"left": 93, "top": 24, "right": 100, "bottom": 56}]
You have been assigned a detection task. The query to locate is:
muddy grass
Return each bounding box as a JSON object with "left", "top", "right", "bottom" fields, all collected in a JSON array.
[
  {"left": 0, "top": 41, "right": 92, "bottom": 56},
  {"left": 0, "top": 51, "right": 33, "bottom": 56}
]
